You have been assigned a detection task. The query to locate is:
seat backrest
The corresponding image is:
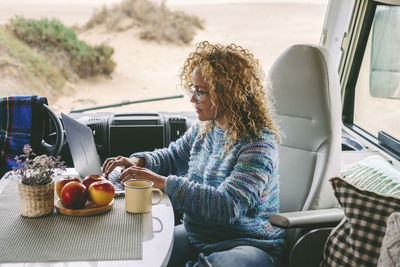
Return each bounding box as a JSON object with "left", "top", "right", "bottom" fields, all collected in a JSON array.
[{"left": 268, "top": 44, "right": 342, "bottom": 213}]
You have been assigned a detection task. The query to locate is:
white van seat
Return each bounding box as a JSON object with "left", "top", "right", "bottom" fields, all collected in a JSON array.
[{"left": 268, "top": 44, "right": 342, "bottom": 213}]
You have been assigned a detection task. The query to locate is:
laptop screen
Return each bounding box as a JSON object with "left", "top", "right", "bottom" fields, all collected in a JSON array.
[
  {"left": 61, "top": 113, "right": 125, "bottom": 195},
  {"left": 61, "top": 113, "right": 103, "bottom": 178}
]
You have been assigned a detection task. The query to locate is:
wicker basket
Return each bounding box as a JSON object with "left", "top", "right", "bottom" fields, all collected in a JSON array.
[{"left": 18, "top": 181, "right": 55, "bottom": 217}]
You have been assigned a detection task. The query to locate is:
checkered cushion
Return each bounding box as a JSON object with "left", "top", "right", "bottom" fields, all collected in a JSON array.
[{"left": 321, "top": 177, "right": 400, "bottom": 266}]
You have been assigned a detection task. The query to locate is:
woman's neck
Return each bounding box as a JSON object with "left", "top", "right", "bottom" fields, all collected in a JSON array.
[{"left": 214, "top": 116, "right": 228, "bottom": 130}]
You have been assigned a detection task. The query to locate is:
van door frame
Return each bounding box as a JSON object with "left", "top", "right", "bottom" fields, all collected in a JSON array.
[{"left": 338, "top": 0, "right": 400, "bottom": 162}]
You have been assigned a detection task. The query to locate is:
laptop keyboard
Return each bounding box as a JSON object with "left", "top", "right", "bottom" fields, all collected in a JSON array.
[{"left": 107, "top": 168, "right": 125, "bottom": 193}]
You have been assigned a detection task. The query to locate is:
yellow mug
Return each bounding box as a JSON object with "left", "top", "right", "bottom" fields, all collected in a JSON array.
[{"left": 124, "top": 179, "right": 163, "bottom": 213}]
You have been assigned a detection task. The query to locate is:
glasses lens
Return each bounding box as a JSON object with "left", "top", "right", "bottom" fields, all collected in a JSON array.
[
  {"left": 194, "top": 91, "right": 201, "bottom": 102},
  {"left": 188, "top": 89, "right": 201, "bottom": 103}
]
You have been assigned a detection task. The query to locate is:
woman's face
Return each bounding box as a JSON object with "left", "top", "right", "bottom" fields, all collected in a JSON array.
[{"left": 190, "top": 68, "right": 225, "bottom": 126}]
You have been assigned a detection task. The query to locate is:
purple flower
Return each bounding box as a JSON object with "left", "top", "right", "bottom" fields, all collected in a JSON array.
[
  {"left": 23, "top": 144, "right": 32, "bottom": 155},
  {"left": 6, "top": 144, "right": 66, "bottom": 185}
]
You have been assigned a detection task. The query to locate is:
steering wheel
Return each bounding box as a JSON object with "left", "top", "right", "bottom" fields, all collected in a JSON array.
[{"left": 41, "top": 104, "right": 64, "bottom": 156}]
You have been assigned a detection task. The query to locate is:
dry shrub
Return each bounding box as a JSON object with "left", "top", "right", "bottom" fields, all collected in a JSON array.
[
  {"left": 7, "top": 17, "right": 116, "bottom": 78},
  {"left": 0, "top": 17, "right": 117, "bottom": 100},
  {"left": 0, "top": 27, "right": 65, "bottom": 97},
  {"left": 83, "top": 0, "right": 204, "bottom": 44},
  {"left": 84, "top": 6, "right": 109, "bottom": 30}
]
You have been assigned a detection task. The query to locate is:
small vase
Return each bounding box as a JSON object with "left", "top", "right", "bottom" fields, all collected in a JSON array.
[{"left": 18, "top": 181, "right": 55, "bottom": 217}]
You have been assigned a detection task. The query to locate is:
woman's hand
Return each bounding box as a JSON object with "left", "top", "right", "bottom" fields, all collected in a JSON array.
[
  {"left": 120, "top": 166, "right": 166, "bottom": 191},
  {"left": 102, "top": 156, "right": 145, "bottom": 178}
]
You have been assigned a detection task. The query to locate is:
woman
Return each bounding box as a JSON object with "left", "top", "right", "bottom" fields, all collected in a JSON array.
[{"left": 103, "top": 41, "right": 285, "bottom": 266}]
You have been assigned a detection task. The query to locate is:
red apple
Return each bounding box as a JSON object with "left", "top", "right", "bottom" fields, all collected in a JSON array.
[
  {"left": 88, "top": 180, "right": 115, "bottom": 206},
  {"left": 61, "top": 181, "right": 88, "bottom": 209},
  {"left": 82, "top": 174, "right": 106, "bottom": 190},
  {"left": 56, "top": 177, "right": 80, "bottom": 199}
]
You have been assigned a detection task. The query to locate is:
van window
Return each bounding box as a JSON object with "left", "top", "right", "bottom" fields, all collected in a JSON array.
[
  {"left": 344, "top": 2, "right": 400, "bottom": 158},
  {"left": 370, "top": 6, "right": 400, "bottom": 99},
  {"left": 0, "top": 0, "right": 328, "bottom": 114}
]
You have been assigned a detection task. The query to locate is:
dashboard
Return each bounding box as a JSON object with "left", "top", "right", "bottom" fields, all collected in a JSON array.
[
  {"left": 60, "top": 112, "right": 196, "bottom": 167},
  {"left": 57, "top": 111, "right": 367, "bottom": 168}
]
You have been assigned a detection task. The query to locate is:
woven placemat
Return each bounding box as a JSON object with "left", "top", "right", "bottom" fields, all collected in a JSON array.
[{"left": 0, "top": 181, "right": 142, "bottom": 263}]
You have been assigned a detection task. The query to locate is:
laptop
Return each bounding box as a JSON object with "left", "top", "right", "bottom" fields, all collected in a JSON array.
[{"left": 61, "top": 113, "right": 125, "bottom": 195}]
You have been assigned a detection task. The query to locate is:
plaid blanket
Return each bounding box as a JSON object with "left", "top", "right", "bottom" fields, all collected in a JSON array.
[{"left": 0, "top": 96, "right": 47, "bottom": 177}]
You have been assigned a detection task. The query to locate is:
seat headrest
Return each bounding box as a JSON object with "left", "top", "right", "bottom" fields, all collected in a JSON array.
[{"left": 269, "top": 44, "right": 341, "bottom": 152}]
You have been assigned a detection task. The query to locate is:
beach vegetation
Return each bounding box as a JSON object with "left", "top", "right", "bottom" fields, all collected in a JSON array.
[
  {"left": 6, "top": 17, "right": 116, "bottom": 78},
  {"left": 0, "top": 27, "right": 65, "bottom": 97},
  {"left": 83, "top": 0, "right": 204, "bottom": 44}
]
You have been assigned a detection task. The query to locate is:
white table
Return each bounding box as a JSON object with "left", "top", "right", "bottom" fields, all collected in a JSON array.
[{"left": 0, "top": 174, "right": 175, "bottom": 267}]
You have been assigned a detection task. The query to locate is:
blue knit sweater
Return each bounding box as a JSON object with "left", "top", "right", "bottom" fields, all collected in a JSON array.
[{"left": 134, "top": 122, "right": 285, "bottom": 259}]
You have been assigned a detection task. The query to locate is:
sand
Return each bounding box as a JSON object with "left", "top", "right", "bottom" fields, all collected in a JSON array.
[{"left": 0, "top": 1, "right": 327, "bottom": 114}]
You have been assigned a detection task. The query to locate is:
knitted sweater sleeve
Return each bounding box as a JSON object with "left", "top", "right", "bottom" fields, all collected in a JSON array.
[
  {"left": 164, "top": 136, "right": 278, "bottom": 225},
  {"left": 131, "top": 123, "right": 199, "bottom": 176}
]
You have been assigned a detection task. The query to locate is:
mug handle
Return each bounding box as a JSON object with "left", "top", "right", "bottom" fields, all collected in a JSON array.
[
  {"left": 152, "top": 217, "right": 163, "bottom": 233},
  {"left": 152, "top": 188, "right": 163, "bottom": 205}
]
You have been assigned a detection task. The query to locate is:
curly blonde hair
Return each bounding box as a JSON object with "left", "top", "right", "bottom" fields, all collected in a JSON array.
[{"left": 180, "top": 41, "right": 280, "bottom": 150}]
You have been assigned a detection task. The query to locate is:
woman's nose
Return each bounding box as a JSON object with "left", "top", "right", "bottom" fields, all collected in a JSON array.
[{"left": 190, "top": 94, "right": 197, "bottom": 103}]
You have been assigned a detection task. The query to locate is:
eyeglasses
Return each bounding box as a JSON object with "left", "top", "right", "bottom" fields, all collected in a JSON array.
[{"left": 187, "top": 88, "right": 210, "bottom": 103}]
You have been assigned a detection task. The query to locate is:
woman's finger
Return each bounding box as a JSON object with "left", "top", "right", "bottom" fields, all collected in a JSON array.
[
  {"left": 120, "top": 167, "right": 141, "bottom": 183},
  {"left": 103, "top": 157, "right": 124, "bottom": 177},
  {"left": 101, "top": 157, "right": 113, "bottom": 170},
  {"left": 101, "top": 157, "right": 115, "bottom": 175}
]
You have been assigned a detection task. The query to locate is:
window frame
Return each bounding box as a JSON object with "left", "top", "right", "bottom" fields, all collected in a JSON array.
[{"left": 340, "top": 0, "right": 400, "bottom": 161}]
